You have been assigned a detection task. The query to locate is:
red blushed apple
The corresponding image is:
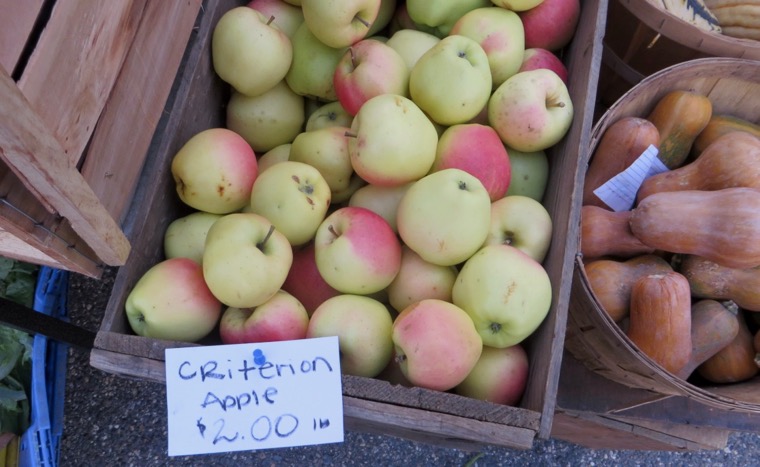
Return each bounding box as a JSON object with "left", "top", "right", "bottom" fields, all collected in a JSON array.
[
  {"left": 314, "top": 206, "right": 402, "bottom": 295},
  {"left": 454, "top": 344, "right": 529, "bottom": 406},
  {"left": 519, "top": 0, "right": 580, "bottom": 52},
  {"left": 219, "top": 290, "right": 310, "bottom": 344},
  {"left": 430, "top": 123, "right": 511, "bottom": 202},
  {"left": 281, "top": 242, "right": 340, "bottom": 316},
  {"left": 519, "top": 48, "right": 569, "bottom": 84},
  {"left": 392, "top": 299, "right": 483, "bottom": 391},
  {"left": 334, "top": 38, "right": 410, "bottom": 116}
]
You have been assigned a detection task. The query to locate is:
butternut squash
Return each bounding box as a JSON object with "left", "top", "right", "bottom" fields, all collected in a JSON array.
[
  {"left": 675, "top": 299, "right": 740, "bottom": 380},
  {"left": 580, "top": 205, "right": 655, "bottom": 260},
  {"left": 584, "top": 255, "right": 673, "bottom": 322},
  {"left": 583, "top": 117, "right": 660, "bottom": 208},
  {"left": 692, "top": 114, "right": 760, "bottom": 156},
  {"left": 698, "top": 310, "right": 759, "bottom": 383},
  {"left": 630, "top": 188, "right": 760, "bottom": 269},
  {"left": 637, "top": 132, "right": 760, "bottom": 201},
  {"left": 679, "top": 254, "right": 760, "bottom": 312},
  {"left": 646, "top": 90, "right": 712, "bottom": 169},
  {"left": 627, "top": 272, "right": 692, "bottom": 375}
]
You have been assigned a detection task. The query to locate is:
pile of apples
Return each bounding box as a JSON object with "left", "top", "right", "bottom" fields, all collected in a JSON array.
[{"left": 125, "top": 0, "right": 580, "bottom": 406}]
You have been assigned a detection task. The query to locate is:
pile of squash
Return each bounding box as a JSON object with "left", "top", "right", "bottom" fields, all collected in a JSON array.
[{"left": 581, "top": 89, "right": 760, "bottom": 384}]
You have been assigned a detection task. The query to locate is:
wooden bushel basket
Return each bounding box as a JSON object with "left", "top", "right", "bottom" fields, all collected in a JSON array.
[
  {"left": 565, "top": 58, "right": 760, "bottom": 415},
  {"left": 599, "top": 0, "right": 760, "bottom": 107}
]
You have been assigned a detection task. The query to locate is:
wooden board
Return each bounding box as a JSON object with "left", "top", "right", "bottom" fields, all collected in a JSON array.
[
  {"left": 16, "top": 0, "right": 147, "bottom": 167},
  {"left": 552, "top": 411, "right": 730, "bottom": 451},
  {"left": 0, "top": 66, "right": 130, "bottom": 268},
  {"left": 0, "top": 0, "right": 45, "bottom": 74},
  {"left": 81, "top": 0, "right": 203, "bottom": 225},
  {"left": 556, "top": 352, "right": 760, "bottom": 435}
]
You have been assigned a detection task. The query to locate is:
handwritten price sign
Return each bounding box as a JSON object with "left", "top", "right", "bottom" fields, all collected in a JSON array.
[{"left": 164, "top": 337, "right": 344, "bottom": 456}]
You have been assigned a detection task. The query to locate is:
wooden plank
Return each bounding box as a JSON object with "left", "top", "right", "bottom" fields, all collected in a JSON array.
[
  {"left": 344, "top": 397, "right": 535, "bottom": 451},
  {"left": 523, "top": 0, "right": 608, "bottom": 438},
  {"left": 81, "top": 0, "right": 203, "bottom": 225},
  {"left": 0, "top": 227, "right": 58, "bottom": 265},
  {"left": 0, "top": 163, "right": 104, "bottom": 277},
  {"left": 342, "top": 374, "right": 540, "bottom": 431},
  {"left": 17, "top": 0, "right": 147, "bottom": 166},
  {"left": 0, "top": 0, "right": 45, "bottom": 74},
  {"left": 88, "top": 349, "right": 535, "bottom": 451},
  {"left": 0, "top": 66, "right": 130, "bottom": 266},
  {"left": 552, "top": 411, "right": 729, "bottom": 451}
]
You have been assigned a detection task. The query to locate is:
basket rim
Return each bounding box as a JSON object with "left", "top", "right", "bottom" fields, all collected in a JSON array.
[{"left": 620, "top": 0, "right": 760, "bottom": 57}]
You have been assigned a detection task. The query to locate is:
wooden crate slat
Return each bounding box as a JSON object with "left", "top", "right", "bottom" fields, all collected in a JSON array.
[
  {"left": 81, "top": 0, "right": 203, "bottom": 224},
  {"left": 521, "top": 0, "right": 608, "bottom": 439},
  {"left": 552, "top": 411, "right": 730, "bottom": 451},
  {"left": 0, "top": 0, "right": 45, "bottom": 74},
  {"left": 88, "top": 348, "right": 536, "bottom": 451},
  {"left": 343, "top": 396, "right": 536, "bottom": 451},
  {"left": 16, "top": 0, "right": 147, "bottom": 166},
  {"left": 0, "top": 67, "right": 130, "bottom": 266},
  {"left": 0, "top": 160, "right": 104, "bottom": 277},
  {"left": 0, "top": 226, "right": 59, "bottom": 265}
]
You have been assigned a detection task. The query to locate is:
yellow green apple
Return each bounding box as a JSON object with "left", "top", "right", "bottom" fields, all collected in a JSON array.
[
  {"left": 452, "top": 244, "right": 552, "bottom": 348},
  {"left": 307, "top": 294, "right": 394, "bottom": 377},
  {"left": 125, "top": 258, "right": 222, "bottom": 342},
  {"left": 163, "top": 211, "right": 222, "bottom": 265},
  {"left": 226, "top": 81, "right": 305, "bottom": 153},
  {"left": 455, "top": 344, "right": 529, "bottom": 405},
  {"left": 396, "top": 168, "right": 492, "bottom": 266},
  {"left": 212, "top": 6, "right": 292, "bottom": 97},
  {"left": 249, "top": 161, "right": 332, "bottom": 246},
  {"left": 489, "top": 68, "right": 573, "bottom": 152},
  {"left": 484, "top": 195, "right": 553, "bottom": 262},
  {"left": 348, "top": 94, "right": 438, "bottom": 186},
  {"left": 289, "top": 126, "right": 354, "bottom": 194},
  {"left": 301, "top": 0, "right": 381, "bottom": 48},
  {"left": 203, "top": 213, "right": 293, "bottom": 308},
  {"left": 409, "top": 35, "right": 492, "bottom": 125},
  {"left": 450, "top": 7, "right": 525, "bottom": 88}
]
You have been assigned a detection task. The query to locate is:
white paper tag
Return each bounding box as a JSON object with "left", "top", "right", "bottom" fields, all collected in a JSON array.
[
  {"left": 593, "top": 145, "right": 669, "bottom": 211},
  {"left": 165, "top": 337, "right": 344, "bottom": 456}
]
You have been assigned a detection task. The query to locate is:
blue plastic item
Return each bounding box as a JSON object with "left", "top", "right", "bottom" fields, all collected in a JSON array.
[{"left": 18, "top": 267, "right": 69, "bottom": 467}]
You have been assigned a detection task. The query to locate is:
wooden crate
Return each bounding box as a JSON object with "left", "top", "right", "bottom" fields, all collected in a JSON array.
[
  {"left": 553, "top": 352, "right": 759, "bottom": 451},
  {"left": 88, "top": 0, "right": 609, "bottom": 450},
  {"left": 0, "top": 0, "right": 202, "bottom": 278}
]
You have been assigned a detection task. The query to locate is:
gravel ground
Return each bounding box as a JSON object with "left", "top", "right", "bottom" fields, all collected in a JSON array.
[{"left": 59, "top": 268, "right": 760, "bottom": 466}]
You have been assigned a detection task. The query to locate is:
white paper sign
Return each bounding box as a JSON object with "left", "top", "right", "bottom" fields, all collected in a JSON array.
[
  {"left": 164, "top": 337, "right": 344, "bottom": 456},
  {"left": 593, "top": 144, "right": 669, "bottom": 211}
]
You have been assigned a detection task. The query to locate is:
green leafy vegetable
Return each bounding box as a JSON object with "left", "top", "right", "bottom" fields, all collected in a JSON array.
[{"left": 0, "top": 258, "right": 38, "bottom": 435}]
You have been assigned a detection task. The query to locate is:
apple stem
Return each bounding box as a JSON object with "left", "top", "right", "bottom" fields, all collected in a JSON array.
[
  {"left": 328, "top": 224, "right": 340, "bottom": 238},
  {"left": 257, "top": 224, "right": 276, "bottom": 250},
  {"left": 547, "top": 96, "right": 566, "bottom": 108},
  {"left": 266, "top": 15, "right": 275, "bottom": 26},
  {"left": 354, "top": 14, "right": 370, "bottom": 28},
  {"left": 344, "top": 131, "right": 357, "bottom": 138},
  {"left": 349, "top": 47, "right": 356, "bottom": 69}
]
